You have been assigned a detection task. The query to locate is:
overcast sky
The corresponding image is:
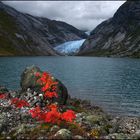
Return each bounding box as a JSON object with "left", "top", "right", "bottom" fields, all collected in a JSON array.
[{"left": 3, "top": 1, "right": 125, "bottom": 31}]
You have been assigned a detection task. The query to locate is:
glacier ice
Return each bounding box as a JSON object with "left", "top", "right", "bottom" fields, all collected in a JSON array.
[
  {"left": 54, "top": 39, "right": 85, "bottom": 55},
  {"left": 85, "top": 31, "right": 91, "bottom": 36}
]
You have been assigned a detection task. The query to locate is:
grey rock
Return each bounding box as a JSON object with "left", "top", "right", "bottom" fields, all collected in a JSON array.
[
  {"left": 132, "top": 130, "right": 140, "bottom": 139},
  {"left": 33, "top": 91, "right": 38, "bottom": 96},
  {"left": 9, "top": 91, "right": 20, "bottom": 98},
  {"left": 20, "top": 65, "right": 41, "bottom": 90},
  {"left": 54, "top": 129, "right": 72, "bottom": 139},
  {"left": 37, "top": 137, "right": 45, "bottom": 140},
  {"left": 0, "top": 113, "right": 7, "bottom": 133},
  {"left": 75, "top": 112, "right": 87, "bottom": 124},
  {"left": 86, "top": 115, "right": 105, "bottom": 125},
  {"left": 20, "top": 66, "right": 69, "bottom": 105},
  {"left": 117, "top": 117, "right": 140, "bottom": 134},
  {"left": 108, "top": 133, "right": 128, "bottom": 139},
  {"left": 6, "top": 137, "right": 11, "bottom": 140},
  {"left": 14, "top": 124, "right": 27, "bottom": 136},
  {"left": 73, "top": 135, "right": 84, "bottom": 139}
]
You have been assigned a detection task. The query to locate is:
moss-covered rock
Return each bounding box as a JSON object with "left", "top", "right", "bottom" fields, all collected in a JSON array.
[{"left": 86, "top": 114, "right": 105, "bottom": 125}]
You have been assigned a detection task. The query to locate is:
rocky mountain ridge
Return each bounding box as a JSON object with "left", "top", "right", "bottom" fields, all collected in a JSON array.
[
  {"left": 0, "top": 2, "right": 87, "bottom": 56},
  {"left": 78, "top": 1, "right": 140, "bottom": 58}
]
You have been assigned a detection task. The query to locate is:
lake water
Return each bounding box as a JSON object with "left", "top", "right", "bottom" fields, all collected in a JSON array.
[{"left": 0, "top": 56, "right": 140, "bottom": 116}]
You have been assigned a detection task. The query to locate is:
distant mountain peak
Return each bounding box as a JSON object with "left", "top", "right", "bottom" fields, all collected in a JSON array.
[
  {"left": 0, "top": 2, "right": 87, "bottom": 56},
  {"left": 78, "top": 1, "right": 140, "bottom": 58}
]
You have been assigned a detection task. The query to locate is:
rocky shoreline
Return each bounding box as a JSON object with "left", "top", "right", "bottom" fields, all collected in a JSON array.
[{"left": 0, "top": 66, "right": 140, "bottom": 139}]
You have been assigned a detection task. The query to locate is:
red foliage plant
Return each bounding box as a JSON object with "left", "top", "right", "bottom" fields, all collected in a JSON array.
[
  {"left": 61, "top": 110, "right": 76, "bottom": 122},
  {"left": 11, "top": 98, "right": 30, "bottom": 108},
  {"left": 0, "top": 71, "right": 76, "bottom": 125},
  {"left": 30, "top": 71, "right": 76, "bottom": 124},
  {"left": 29, "top": 104, "right": 76, "bottom": 125},
  {"left": 0, "top": 93, "right": 7, "bottom": 99},
  {"left": 36, "top": 72, "right": 58, "bottom": 99}
]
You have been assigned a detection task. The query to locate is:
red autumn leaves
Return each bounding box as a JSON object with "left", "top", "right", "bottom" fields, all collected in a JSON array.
[
  {"left": 0, "top": 93, "right": 29, "bottom": 108},
  {"left": 11, "top": 98, "right": 29, "bottom": 108},
  {"left": 29, "top": 104, "right": 76, "bottom": 124},
  {"left": 0, "top": 71, "right": 76, "bottom": 125},
  {"left": 0, "top": 72, "right": 76, "bottom": 124},
  {"left": 32, "top": 71, "right": 76, "bottom": 124},
  {"left": 0, "top": 93, "right": 7, "bottom": 99},
  {"left": 36, "top": 72, "right": 58, "bottom": 99}
]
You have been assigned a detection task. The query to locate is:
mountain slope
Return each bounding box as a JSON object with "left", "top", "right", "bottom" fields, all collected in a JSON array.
[
  {"left": 78, "top": 1, "right": 140, "bottom": 58},
  {"left": 0, "top": 2, "right": 87, "bottom": 56}
]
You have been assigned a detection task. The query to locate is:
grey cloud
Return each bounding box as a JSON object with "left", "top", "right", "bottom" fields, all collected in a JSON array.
[{"left": 3, "top": 1, "right": 125, "bottom": 31}]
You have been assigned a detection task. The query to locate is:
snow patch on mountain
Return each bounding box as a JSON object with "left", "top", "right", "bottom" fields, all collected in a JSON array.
[{"left": 54, "top": 39, "right": 85, "bottom": 55}]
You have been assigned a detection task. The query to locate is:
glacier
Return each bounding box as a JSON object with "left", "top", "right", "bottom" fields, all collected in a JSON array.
[
  {"left": 85, "top": 31, "right": 91, "bottom": 36},
  {"left": 54, "top": 39, "right": 86, "bottom": 55}
]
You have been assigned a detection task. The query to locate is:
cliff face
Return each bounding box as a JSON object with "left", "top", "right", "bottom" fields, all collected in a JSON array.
[
  {"left": 0, "top": 2, "right": 87, "bottom": 56},
  {"left": 78, "top": 1, "right": 140, "bottom": 58}
]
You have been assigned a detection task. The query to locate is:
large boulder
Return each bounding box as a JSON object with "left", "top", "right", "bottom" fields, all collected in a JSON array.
[
  {"left": 20, "top": 65, "right": 69, "bottom": 105},
  {"left": 20, "top": 66, "right": 41, "bottom": 90}
]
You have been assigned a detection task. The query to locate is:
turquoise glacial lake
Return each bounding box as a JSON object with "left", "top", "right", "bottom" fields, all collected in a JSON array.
[{"left": 0, "top": 56, "right": 140, "bottom": 116}]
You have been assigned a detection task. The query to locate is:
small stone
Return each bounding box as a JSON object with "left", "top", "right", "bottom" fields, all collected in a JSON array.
[
  {"left": 27, "top": 88, "right": 31, "bottom": 92},
  {"left": 132, "top": 126, "right": 135, "bottom": 130},
  {"left": 132, "top": 130, "right": 140, "bottom": 139},
  {"left": 111, "top": 135, "right": 116, "bottom": 139},
  {"left": 6, "top": 137, "right": 11, "bottom": 140},
  {"left": 14, "top": 124, "right": 26, "bottom": 135},
  {"left": 103, "top": 135, "right": 110, "bottom": 139},
  {"left": 28, "top": 100, "right": 31, "bottom": 103},
  {"left": 40, "top": 129, "right": 46, "bottom": 133},
  {"left": 130, "top": 119, "right": 134, "bottom": 123},
  {"left": 33, "top": 91, "right": 37, "bottom": 95},
  {"left": 25, "top": 96, "right": 30, "bottom": 100},
  {"left": 108, "top": 133, "right": 127, "bottom": 139},
  {"left": 131, "top": 129, "right": 135, "bottom": 133},
  {"left": 34, "top": 96, "right": 37, "bottom": 100},
  {"left": 73, "top": 135, "right": 84, "bottom": 139},
  {"left": 39, "top": 94, "right": 43, "bottom": 97},
  {"left": 28, "top": 92, "right": 33, "bottom": 98},
  {"left": 37, "top": 137, "right": 44, "bottom": 140},
  {"left": 35, "top": 102, "right": 41, "bottom": 106},
  {"left": 54, "top": 129, "right": 72, "bottom": 139},
  {"left": 115, "top": 116, "right": 120, "bottom": 120},
  {"left": 51, "top": 77, "right": 55, "bottom": 80}
]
